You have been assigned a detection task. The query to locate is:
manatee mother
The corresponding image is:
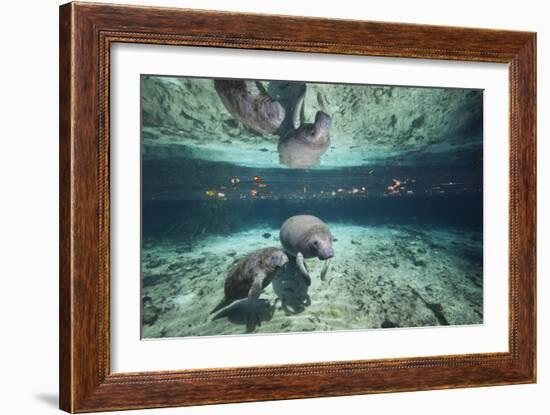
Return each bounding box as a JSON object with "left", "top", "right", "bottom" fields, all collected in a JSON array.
[{"left": 280, "top": 215, "right": 334, "bottom": 285}]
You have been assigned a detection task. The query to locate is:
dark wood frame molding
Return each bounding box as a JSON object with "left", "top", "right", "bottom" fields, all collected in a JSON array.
[{"left": 59, "top": 2, "right": 536, "bottom": 412}]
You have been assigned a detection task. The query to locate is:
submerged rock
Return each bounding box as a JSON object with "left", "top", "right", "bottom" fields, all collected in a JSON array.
[
  {"left": 413, "top": 258, "right": 427, "bottom": 267},
  {"left": 381, "top": 319, "right": 399, "bottom": 328},
  {"left": 146, "top": 258, "right": 166, "bottom": 268},
  {"left": 142, "top": 299, "right": 161, "bottom": 326},
  {"left": 425, "top": 302, "right": 449, "bottom": 326}
]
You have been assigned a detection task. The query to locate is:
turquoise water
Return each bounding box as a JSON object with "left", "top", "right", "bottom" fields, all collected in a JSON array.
[{"left": 140, "top": 75, "right": 483, "bottom": 338}]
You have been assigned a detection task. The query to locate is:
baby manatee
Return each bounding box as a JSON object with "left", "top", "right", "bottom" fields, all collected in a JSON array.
[
  {"left": 210, "top": 247, "right": 289, "bottom": 315},
  {"left": 214, "top": 79, "right": 286, "bottom": 135}
]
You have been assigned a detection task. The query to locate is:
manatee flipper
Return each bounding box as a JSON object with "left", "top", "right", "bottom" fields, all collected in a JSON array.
[
  {"left": 293, "top": 89, "right": 306, "bottom": 129},
  {"left": 245, "top": 272, "right": 266, "bottom": 331},
  {"left": 317, "top": 92, "right": 327, "bottom": 113},
  {"left": 296, "top": 252, "right": 311, "bottom": 286},
  {"left": 320, "top": 258, "right": 331, "bottom": 281},
  {"left": 247, "top": 272, "right": 266, "bottom": 301}
]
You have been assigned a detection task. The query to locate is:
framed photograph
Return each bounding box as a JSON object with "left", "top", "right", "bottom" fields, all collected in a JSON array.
[{"left": 59, "top": 2, "right": 536, "bottom": 412}]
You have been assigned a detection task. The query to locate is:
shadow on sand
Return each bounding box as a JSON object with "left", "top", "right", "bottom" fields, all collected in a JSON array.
[
  {"left": 210, "top": 261, "right": 312, "bottom": 333},
  {"left": 272, "top": 260, "right": 311, "bottom": 315},
  {"left": 211, "top": 298, "right": 278, "bottom": 333}
]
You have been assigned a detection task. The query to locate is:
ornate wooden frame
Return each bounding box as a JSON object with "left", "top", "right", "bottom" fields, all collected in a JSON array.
[{"left": 59, "top": 2, "right": 536, "bottom": 412}]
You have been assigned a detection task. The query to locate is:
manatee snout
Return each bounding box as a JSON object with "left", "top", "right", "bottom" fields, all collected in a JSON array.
[
  {"left": 315, "top": 111, "right": 331, "bottom": 131},
  {"left": 318, "top": 246, "right": 334, "bottom": 260},
  {"left": 310, "top": 238, "right": 334, "bottom": 260},
  {"left": 270, "top": 250, "right": 289, "bottom": 269}
]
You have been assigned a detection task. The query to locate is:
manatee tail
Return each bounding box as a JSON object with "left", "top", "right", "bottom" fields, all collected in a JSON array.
[{"left": 210, "top": 297, "right": 231, "bottom": 315}]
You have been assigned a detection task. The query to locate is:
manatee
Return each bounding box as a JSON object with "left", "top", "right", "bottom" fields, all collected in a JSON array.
[
  {"left": 279, "top": 215, "right": 334, "bottom": 284},
  {"left": 210, "top": 247, "right": 289, "bottom": 315},
  {"left": 277, "top": 89, "right": 331, "bottom": 168},
  {"left": 214, "top": 79, "right": 286, "bottom": 135}
]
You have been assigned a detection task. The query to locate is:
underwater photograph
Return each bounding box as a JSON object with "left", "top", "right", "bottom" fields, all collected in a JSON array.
[{"left": 140, "top": 75, "right": 484, "bottom": 338}]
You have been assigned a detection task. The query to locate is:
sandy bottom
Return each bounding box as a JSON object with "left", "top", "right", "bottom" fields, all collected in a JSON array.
[{"left": 141, "top": 223, "right": 483, "bottom": 338}]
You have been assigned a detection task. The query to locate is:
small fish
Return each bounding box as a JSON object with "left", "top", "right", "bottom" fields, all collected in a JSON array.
[
  {"left": 387, "top": 178, "right": 403, "bottom": 194},
  {"left": 262, "top": 233, "right": 272, "bottom": 239}
]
